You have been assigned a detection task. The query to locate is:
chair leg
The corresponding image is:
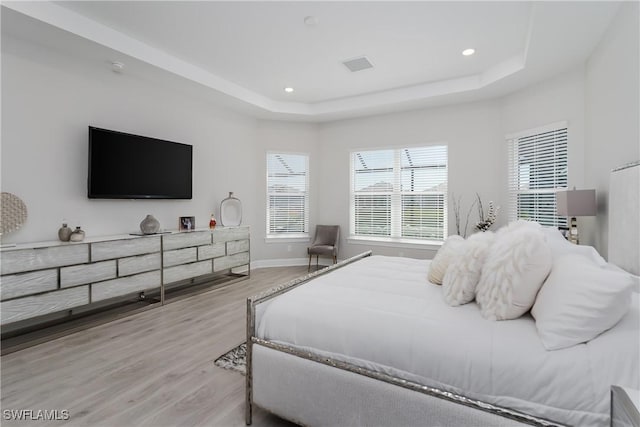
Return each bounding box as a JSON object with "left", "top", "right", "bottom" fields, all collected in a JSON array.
[
  {"left": 316, "top": 255, "right": 319, "bottom": 270},
  {"left": 308, "top": 254, "right": 312, "bottom": 272},
  {"left": 333, "top": 255, "right": 337, "bottom": 264}
]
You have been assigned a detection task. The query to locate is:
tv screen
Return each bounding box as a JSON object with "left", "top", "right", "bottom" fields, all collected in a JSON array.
[{"left": 88, "top": 127, "right": 192, "bottom": 199}]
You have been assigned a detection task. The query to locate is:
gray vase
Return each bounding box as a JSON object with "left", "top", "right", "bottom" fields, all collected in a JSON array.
[
  {"left": 58, "top": 223, "right": 72, "bottom": 242},
  {"left": 140, "top": 214, "right": 160, "bottom": 234}
]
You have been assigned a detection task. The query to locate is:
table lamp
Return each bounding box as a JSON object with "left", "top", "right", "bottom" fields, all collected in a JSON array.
[{"left": 556, "top": 188, "right": 596, "bottom": 244}]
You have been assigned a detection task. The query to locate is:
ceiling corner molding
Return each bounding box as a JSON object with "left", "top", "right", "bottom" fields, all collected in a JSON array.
[
  {"left": 308, "top": 74, "right": 482, "bottom": 117},
  {"left": 521, "top": 2, "right": 537, "bottom": 65},
  {"left": 479, "top": 54, "right": 526, "bottom": 86}
]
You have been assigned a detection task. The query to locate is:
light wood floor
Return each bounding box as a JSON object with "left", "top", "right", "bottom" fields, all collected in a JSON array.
[{"left": 1, "top": 267, "right": 311, "bottom": 427}]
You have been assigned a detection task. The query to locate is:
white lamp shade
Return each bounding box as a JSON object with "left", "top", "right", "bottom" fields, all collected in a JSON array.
[{"left": 556, "top": 189, "right": 596, "bottom": 216}]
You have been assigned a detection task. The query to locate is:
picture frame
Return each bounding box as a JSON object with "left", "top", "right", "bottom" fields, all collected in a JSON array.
[{"left": 179, "top": 216, "right": 195, "bottom": 231}]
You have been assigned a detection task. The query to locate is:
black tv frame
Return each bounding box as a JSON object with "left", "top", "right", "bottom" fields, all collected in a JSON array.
[{"left": 87, "top": 126, "right": 193, "bottom": 200}]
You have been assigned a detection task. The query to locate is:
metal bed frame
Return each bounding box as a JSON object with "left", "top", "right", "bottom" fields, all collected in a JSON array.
[{"left": 245, "top": 251, "right": 563, "bottom": 427}]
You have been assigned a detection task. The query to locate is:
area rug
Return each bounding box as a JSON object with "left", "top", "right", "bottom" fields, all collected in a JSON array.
[{"left": 214, "top": 342, "right": 246, "bottom": 375}]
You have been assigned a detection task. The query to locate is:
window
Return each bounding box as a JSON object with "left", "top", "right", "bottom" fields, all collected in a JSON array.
[
  {"left": 507, "top": 123, "right": 568, "bottom": 228},
  {"left": 350, "top": 145, "right": 447, "bottom": 243},
  {"left": 266, "top": 153, "right": 309, "bottom": 237}
]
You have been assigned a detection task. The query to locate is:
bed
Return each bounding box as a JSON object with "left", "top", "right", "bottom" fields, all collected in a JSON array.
[{"left": 246, "top": 163, "right": 639, "bottom": 427}]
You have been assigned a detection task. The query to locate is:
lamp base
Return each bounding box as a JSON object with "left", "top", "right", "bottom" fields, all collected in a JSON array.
[{"left": 568, "top": 217, "right": 579, "bottom": 244}]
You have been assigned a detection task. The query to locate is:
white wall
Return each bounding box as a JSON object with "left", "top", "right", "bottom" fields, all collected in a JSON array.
[
  {"left": 500, "top": 66, "right": 589, "bottom": 243},
  {"left": 252, "top": 120, "right": 320, "bottom": 264},
  {"left": 585, "top": 1, "right": 640, "bottom": 259},
  {"left": 318, "top": 100, "right": 504, "bottom": 260},
  {"left": 1, "top": 35, "right": 259, "bottom": 245},
  {"left": 2, "top": 9, "right": 633, "bottom": 265},
  {"left": 0, "top": 33, "right": 318, "bottom": 266},
  {"left": 500, "top": 67, "right": 586, "bottom": 191},
  {"left": 316, "top": 66, "right": 588, "bottom": 260}
]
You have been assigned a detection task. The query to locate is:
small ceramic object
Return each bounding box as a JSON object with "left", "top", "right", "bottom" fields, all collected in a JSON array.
[
  {"left": 140, "top": 214, "right": 160, "bottom": 234},
  {"left": 220, "top": 192, "right": 242, "bottom": 226},
  {"left": 58, "top": 222, "right": 72, "bottom": 242},
  {"left": 70, "top": 226, "right": 85, "bottom": 242},
  {"left": 209, "top": 214, "right": 217, "bottom": 229}
]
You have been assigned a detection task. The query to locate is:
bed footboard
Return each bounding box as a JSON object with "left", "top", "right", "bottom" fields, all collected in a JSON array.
[{"left": 251, "top": 344, "right": 558, "bottom": 427}]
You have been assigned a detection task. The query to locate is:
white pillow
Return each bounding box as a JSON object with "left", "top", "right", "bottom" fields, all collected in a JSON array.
[
  {"left": 475, "top": 225, "right": 552, "bottom": 320},
  {"left": 428, "top": 235, "right": 464, "bottom": 285},
  {"left": 540, "top": 227, "right": 607, "bottom": 266},
  {"left": 442, "top": 231, "right": 496, "bottom": 306},
  {"left": 531, "top": 253, "right": 634, "bottom": 350}
]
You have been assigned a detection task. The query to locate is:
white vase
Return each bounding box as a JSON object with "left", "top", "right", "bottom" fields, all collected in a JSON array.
[{"left": 69, "top": 226, "right": 85, "bottom": 242}]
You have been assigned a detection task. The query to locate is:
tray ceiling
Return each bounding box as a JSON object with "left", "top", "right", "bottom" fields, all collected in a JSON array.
[{"left": 2, "top": 1, "right": 621, "bottom": 121}]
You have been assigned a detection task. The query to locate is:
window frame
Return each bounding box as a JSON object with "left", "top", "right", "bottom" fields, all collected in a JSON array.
[
  {"left": 265, "top": 151, "right": 310, "bottom": 240},
  {"left": 506, "top": 122, "right": 569, "bottom": 228},
  {"left": 349, "top": 144, "right": 448, "bottom": 246}
]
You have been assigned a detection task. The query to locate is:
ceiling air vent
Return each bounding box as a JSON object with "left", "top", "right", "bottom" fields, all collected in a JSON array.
[{"left": 342, "top": 56, "right": 374, "bottom": 72}]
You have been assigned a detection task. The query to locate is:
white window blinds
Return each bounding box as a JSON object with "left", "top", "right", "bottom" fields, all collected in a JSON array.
[
  {"left": 507, "top": 125, "right": 568, "bottom": 227},
  {"left": 351, "top": 146, "right": 447, "bottom": 241},
  {"left": 266, "top": 153, "right": 309, "bottom": 236}
]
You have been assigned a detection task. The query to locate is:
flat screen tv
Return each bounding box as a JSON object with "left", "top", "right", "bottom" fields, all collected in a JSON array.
[{"left": 88, "top": 126, "right": 193, "bottom": 199}]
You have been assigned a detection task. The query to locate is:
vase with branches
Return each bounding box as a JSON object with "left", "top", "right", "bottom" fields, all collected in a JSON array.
[
  {"left": 451, "top": 193, "right": 500, "bottom": 237},
  {"left": 475, "top": 194, "right": 499, "bottom": 232},
  {"left": 451, "top": 193, "right": 477, "bottom": 238}
]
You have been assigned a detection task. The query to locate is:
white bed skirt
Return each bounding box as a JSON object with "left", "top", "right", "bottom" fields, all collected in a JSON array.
[{"left": 252, "top": 344, "right": 532, "bottom": 427}]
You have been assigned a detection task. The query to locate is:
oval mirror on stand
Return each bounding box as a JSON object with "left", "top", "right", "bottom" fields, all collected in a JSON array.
[{"left": 220, "top": 192, "right": 242, "bottom": 226}]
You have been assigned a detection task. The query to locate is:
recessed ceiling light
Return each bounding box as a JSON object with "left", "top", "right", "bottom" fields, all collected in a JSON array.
[
  {"left": 284, "top": 87, "right": 294, "bottom": 93},
  {"left": 462, "top": 48, "right": 475, "bottom": 56}
]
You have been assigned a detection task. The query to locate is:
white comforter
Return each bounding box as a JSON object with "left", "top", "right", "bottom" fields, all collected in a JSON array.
[{"left": 257, "top": 255, "right": 640, "bottom": 427}]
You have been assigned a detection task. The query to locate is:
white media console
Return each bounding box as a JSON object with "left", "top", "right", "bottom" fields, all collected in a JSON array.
[{"left": 0, "top": 226, "right": 250, "bottom": 329}]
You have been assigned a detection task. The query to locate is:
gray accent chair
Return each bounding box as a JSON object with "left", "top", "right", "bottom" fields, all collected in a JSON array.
[{"left": 307, "top": 225, "right": 340, "bottom": 271}]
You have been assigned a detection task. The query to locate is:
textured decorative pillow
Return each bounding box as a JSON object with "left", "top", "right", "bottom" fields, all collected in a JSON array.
[
  {"left": 475, "top": 225, "right": 552, "bottom": 320},
  {"left": 427, "top": 235, "right": 464, "bottom": 285},
  {"left": 442, "top": 231, "right": 496, "bottom": 306},
  {"left": 531, "top": 253, "right": 633, "bottom": 350}
]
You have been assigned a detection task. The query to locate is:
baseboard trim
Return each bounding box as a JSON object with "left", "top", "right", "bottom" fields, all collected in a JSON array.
[{"left": 251, "top": 258, "right": 333, "bottom": 270}]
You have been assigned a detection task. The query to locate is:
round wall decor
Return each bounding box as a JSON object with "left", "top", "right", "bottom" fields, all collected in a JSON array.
[{"left": 1, "top": 192, "right": 28, "bottom": 234}]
